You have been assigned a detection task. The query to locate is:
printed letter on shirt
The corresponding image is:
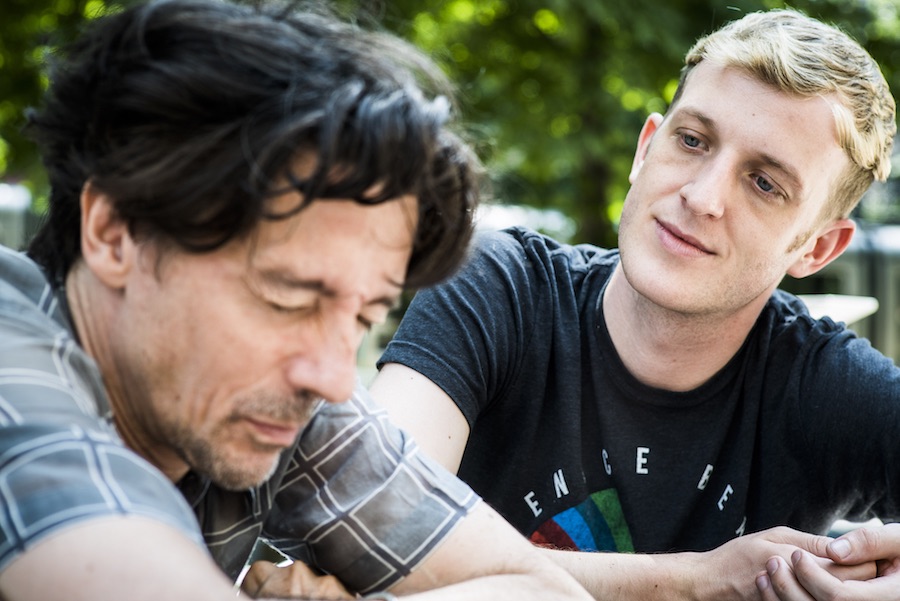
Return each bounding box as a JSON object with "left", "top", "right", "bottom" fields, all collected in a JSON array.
[
  {"left": 525, "top": 491, "right": 542, "bottom": 517},
  {"left": 717, "top": 484, "right": 734, "bottom": 511},
  {"left": 636, "top": 447, "right": 650, "bottom": 475},
  {"left": 697, "top": 464, "right": 714, "bottom": 490},
  {"left": 553, "top": 469, "right": 569, "bottom": 498},
  {"left": 602, "top": 449, "right": 612, "bottom": 475}
]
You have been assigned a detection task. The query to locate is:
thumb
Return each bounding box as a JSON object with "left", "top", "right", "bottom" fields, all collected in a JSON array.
[{"left": 827, "top": 526, "right": 886, "bottom": 564}]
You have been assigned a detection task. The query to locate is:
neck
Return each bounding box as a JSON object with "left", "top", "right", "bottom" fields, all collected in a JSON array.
[
  {"left": 66, "top": 263, "right": 190, "bottom": 483},
  {"left": 603, "top": 265, "right": 769, "bottom": 392}
]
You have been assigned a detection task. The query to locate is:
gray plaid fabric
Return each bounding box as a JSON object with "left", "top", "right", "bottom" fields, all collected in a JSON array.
[
  {"left": 200, "top": 392, "right": 479, "bottom": 591},
  {"left": 0, "top": 246, "right": 204, "bottom": 573},
  {"left": 0, "top": 246, "right": 478, "bottom": 592}
]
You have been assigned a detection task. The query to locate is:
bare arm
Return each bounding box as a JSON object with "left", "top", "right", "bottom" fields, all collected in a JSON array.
[
  {"left": 546, "top": 526, "right": 874, "bottom": 601},
  {"left": 388, "top": 501, "right": 591, "bottom": 601},
  {"left": 369, "top": 363, "right": 470, "bottom": 473},
  {"left": 0, "top": 516, "right": 240, "bottom": 601}
]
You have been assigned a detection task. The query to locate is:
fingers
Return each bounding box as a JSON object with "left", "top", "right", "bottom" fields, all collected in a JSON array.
[
  {"left": 810, "top": 553, "right": 877, "bottom": 581},
  {"left": 827, "top": 524, "right": 900, "bottom": 565},
  {"left": 240, "top": 560, "right": 280, "bottom": 598},
  {"left": 758, "top": 525, "right": 834, "bottom": 559},
  {"left": 785, "top": 530, "right": 834, "bottom": 559},
  {"left": 240, "top": 560, "right": 354, "bottom": 600},
  {"left": 791, "top": 548, "right": 900, "bottom": 601},
  {"left": 756, "top": 555, "right": 816, "bottom": 601}
]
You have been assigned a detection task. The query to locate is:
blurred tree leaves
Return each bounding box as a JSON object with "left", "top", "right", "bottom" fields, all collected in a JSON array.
[
  {"left": 3, "top": 0, "right": 900, "bottom": 242},
  {"left": 0, "top": 0, "right": 125, "bottom": 211},
  {"left": 3, "top": 0, "right": 82, "bottom": 200},
  {"left": 367, "top": 0, "right": 900, "bottom": 245}
]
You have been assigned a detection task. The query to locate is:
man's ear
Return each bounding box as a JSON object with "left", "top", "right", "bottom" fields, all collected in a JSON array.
[
  {"left": 629, "top": 113, "right": 664, "bottom": 184},
  {"left": 80, "top": 180, "right": 134, "bottom": 289},
  {"left": 787, "top": 218, "right": 856, "bottom": 279}
]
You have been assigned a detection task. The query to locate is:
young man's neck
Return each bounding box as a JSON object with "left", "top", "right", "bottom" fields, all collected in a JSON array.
[{"left": 603, "top": 265, "right": 771, "bottom": 392}]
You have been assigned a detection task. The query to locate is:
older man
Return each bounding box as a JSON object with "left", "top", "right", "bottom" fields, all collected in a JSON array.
[{"left": 0, "top": 1, "right": 590, "bottom": 600}]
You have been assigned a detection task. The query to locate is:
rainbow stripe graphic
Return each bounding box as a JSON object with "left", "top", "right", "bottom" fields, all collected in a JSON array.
[{"left": 528, "top": 488, "right": 634, "bottom": 552}]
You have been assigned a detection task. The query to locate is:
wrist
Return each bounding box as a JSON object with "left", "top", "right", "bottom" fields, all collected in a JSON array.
[
  {"left": 676, "top": 549, "right": 732, "bottom": 601},
  {"left": 679, "top": 551, "right": 709, "bottom": 601}
]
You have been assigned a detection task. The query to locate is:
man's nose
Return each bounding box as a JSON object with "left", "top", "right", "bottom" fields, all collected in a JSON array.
[
  {"left": 680, "top": 157, "right": 729, "bottom": 218},
  {"left": 284, "top": 313, "right": 361, "bottom": 405}
]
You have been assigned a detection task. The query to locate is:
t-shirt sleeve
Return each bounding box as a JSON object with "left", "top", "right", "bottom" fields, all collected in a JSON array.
[
  {"left": 788, "top": 317, "right": 900, "bottom": 521},
  {"left": 262, "top": 384, "right": 480, "bottom": 594},
  {"left": 378, "top": 229, "right": 536, "bottom": 426},
  {"left": 0, "top": 315, "right": 205, "bottom": 574}
]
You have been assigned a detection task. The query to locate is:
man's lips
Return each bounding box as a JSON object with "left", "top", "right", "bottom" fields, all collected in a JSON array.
[
  {"left": 655, "top": 219, "right": 715, "bottom": 256},
  {"left": 243, "top": 417, "right": 303, "bottom": 447}
]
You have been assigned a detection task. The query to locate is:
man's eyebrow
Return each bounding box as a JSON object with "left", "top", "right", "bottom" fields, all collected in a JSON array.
[
  {"left": 255, "top": 268, "right": 403, "bottom": 307},
  {"left": 676, "top": 107, "right": 804, "bottom": 196},
  {"left": 756, "top": 151, "right": 804, "bottom": 197},
  {"left": 680, "top": 108, "right": 716, "bottom": 131}
]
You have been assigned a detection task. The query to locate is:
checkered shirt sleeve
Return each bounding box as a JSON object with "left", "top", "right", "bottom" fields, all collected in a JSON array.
[{"left": 263, "top": 386, "right": 481, "bottom": 594}]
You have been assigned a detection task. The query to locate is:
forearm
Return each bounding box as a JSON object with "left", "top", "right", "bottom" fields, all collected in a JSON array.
[
  {"left": 357, "top": 502, "right": 587, "bottom": 601},
  {"left": 394, "top": 560, "right": 592, "bottom": 601},
  {"left": 543, "top": 547, "right": 707, "bottom": 601},
  {"left": 541, "top": 526, "right": 874, "bottom": 601}
]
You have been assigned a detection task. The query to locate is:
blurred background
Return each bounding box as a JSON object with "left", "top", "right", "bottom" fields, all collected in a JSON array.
[{"left": 3, "top": 0, "right": 900, "bottom": 364}]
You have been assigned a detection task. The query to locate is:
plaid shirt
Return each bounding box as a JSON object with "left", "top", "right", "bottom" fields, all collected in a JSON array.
[{"left": 0, "top": 246, "right": 478, "bottom": 593}]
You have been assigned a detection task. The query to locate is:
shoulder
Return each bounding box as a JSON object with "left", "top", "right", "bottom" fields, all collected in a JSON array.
[
  {"left": 0, "top": 251, "right": 107, "bottom": 422},
  {"left": 474, "top": 225, "right": 614, "bottom": 261},
  {"left": 0, "top": 251, "right": 203, "bottom": 575},
  {"left": 763, "top": 290, "right": 863, "bottom": 345},
  {"left": 759, "top": 289, "right": 897, "bottom": 383},
  {"left": 466, "top": 226, "right": 618, "bottom": 284},
  {"left": 0, "top": 246, "right": 71, "bottom": 335}
]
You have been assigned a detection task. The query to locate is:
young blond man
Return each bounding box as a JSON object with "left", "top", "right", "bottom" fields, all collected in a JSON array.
[{"left": 372, "top": 10, "right": 899, "bottom": 601}]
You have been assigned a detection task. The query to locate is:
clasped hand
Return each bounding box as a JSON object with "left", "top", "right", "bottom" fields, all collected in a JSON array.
[
  {"left": 240, "top": 559, "right": 355, "bottom": 600},
  {"left": 756, "top": 523, "right": 900, "bottom": 601}
]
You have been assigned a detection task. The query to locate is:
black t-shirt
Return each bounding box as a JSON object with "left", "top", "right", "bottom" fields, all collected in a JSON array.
[{"left": 380, "top": 226, "right": 900, "bottom": 553}]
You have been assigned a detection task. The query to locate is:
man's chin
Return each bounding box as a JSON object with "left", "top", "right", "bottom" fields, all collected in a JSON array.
[{"left": 201, "top": 452, "right": 283, "bottom": 491}]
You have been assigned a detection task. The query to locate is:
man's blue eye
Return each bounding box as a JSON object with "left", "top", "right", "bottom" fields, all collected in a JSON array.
[{"left": 755, "top": 175, "right": 774, "bottom": 193}]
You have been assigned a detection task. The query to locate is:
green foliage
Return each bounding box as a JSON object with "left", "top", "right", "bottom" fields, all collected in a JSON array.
[
  {"left": 0, "top": 0, "right": 125, "bottom": 210},
  {"left": 372, "top": 0, "right": 900, "bottom": 245},
  {"left": 3, "top": 0, "right": 900, "bottom": 243}
]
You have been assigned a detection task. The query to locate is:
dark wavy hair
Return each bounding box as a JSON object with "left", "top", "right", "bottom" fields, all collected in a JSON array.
[{"left": 26, "top": 0, "right": 479, "bottom": 288}]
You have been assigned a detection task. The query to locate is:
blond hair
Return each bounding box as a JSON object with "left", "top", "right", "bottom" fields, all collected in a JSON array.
[{"left": 672, "top": 9, "right": 896, "bottom": 220}]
